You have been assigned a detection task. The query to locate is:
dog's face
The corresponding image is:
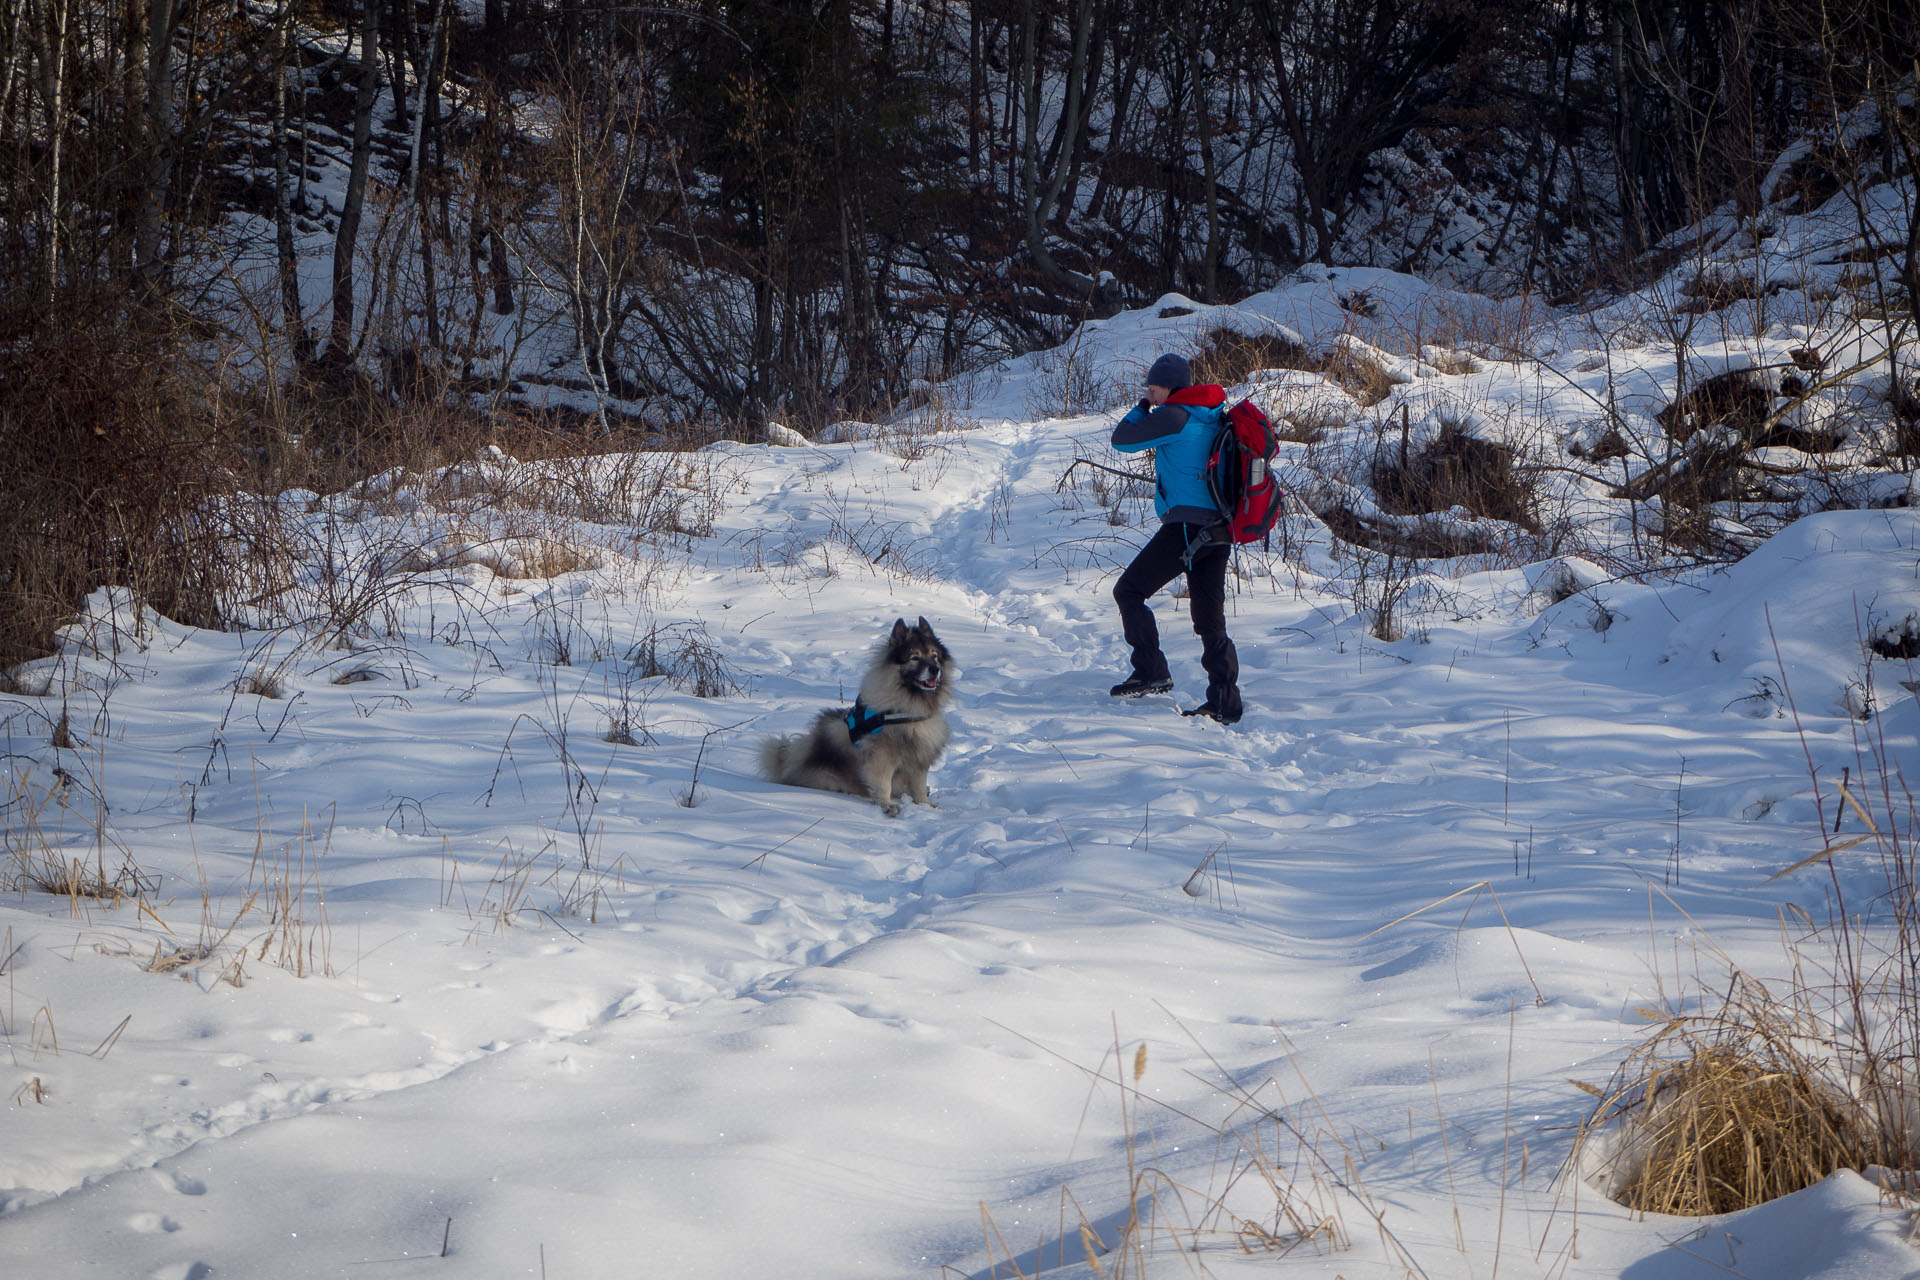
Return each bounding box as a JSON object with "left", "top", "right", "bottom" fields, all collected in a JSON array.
[{"left": 884, "top": 616, "right": 952, "bottom": 700}]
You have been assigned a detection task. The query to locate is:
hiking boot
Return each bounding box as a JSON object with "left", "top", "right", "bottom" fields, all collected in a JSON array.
[
  {"left": 1109, "top": 674, "right": 1173, "bottom": 698},
  {"left": 1182, "top": 703, "right": 1241, "bottom": 725}
]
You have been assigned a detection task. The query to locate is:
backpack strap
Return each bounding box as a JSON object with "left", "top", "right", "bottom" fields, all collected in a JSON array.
[
  {"left": 1177, "top": 521, "right": 1229, "bottom": 568},
  {"left": 845, "top": 698, "right": 927, "bottom": 743}
]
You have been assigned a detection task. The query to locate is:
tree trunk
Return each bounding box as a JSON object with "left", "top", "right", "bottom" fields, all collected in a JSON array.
[
  {"left": 1019, "top": 0, "right": 1107, "bottom": 311},
  {"left": 1718, "top": 0, "right": 1757, "bottom": 218},
  {"left": 407, "top": 0, "right": 448, "bottom": 353},
  {"left": 325, "top": 0, "right": 382, "bottom": 364},
  {"left": 270, "top": 2, "right": 311, "bottom": 359},
  {"left": 1189, "top": 33, "right": 1219, "bottom": 301},
  {"left": 132, "top": 0, "right": 177, "bottom": 288},
  {"left": 28, "top": 0, "right": 75, "bottom": 295}
]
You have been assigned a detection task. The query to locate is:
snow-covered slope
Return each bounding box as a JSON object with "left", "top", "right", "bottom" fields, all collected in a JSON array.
[{"left": 3, "top": 243, "right": 1919, "bottom": 1278}]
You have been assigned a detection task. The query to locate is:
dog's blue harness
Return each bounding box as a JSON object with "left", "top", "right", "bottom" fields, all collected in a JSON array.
[{"left": 845, "top": 699, "right": 926, "bottom": 744}]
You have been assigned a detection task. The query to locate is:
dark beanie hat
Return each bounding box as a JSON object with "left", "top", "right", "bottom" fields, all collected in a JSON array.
[{"left": 1146, "top": 353, "right": 1191, "bottom": 390}]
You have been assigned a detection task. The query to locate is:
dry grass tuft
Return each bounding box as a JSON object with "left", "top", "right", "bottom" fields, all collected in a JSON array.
[
  {"left": 1420, "top": 344, "right": 1481, "bottom": 375},
  {"left": 244, "top": 805, "right": 335, "bottom": 978},
  {"left": 465, "top": 536, "right": 599, "bottom": 580},
  {"left": 1589, "top": 1030, "right": 1874, "bottom": 1217},
  {"left": 2, "top": 776, "right": 151, "bottom": 909},
  {"left": 1323, "top": 340, "right": 1399, "bottom": 407},
  {"left": 966, "top": 1020, "right": 1428, "bottom": 1278},
  {"left": 1579, "top": 706, "right": 1920, "bottom": 1220},
  {"left": 1576, "top": 646, "right": 1920, "bottom": 1216}
]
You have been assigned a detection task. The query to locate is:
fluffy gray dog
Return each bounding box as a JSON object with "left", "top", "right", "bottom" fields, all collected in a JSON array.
[{"left": 759, "top": 617, "right": 956, "bottom": 816}]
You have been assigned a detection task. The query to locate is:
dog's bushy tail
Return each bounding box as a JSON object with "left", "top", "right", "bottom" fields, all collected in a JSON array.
[{"left": 758, "top": 735, "right": 791, "bottom": 782}]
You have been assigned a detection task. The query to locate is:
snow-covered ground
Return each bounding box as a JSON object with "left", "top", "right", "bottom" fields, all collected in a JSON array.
[{"left": 4, "top": 255, "right": 1920, "bottom": 1278}]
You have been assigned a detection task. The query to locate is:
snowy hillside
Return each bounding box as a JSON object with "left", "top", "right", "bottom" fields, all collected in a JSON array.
[{"left": 3, "top": 235, "right": 1920, "bottom": 1279}]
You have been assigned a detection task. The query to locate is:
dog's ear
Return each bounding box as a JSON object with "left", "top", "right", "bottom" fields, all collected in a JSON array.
[
  {"left": 915, "top": 616, "right": 933, "bottom": 636},
  {"left": 890, "top": 618, "right": 910, "bottom": 644}
]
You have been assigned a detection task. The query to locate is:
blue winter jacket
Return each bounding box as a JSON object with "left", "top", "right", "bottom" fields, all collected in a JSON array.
[{"left": 1110, "top": 384, "right": 1228, "bottom": 526}]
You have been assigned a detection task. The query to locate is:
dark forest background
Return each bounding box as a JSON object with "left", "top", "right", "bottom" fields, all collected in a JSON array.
[
  {"left": 6, "top": 0, "right": 1916, "bottom": 422},
  {"left": 0, "top": 0, "right": 1917, "bottom": 665}
]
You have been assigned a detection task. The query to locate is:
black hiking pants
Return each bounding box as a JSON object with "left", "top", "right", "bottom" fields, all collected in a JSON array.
[{"left": 1113, "top": 522, "right": 1242, "bottom": 719}]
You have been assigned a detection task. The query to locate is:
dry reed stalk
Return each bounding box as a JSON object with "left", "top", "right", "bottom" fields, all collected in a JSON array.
[
  {"left": 967, "top": 1013, "right": 1390, "bottom": 1278},
  {"left": 3, "top": 775, "right": 146, "bottom": 910},
  {"left": 245, "top": 803, "right": 335, "bottom": 977}
]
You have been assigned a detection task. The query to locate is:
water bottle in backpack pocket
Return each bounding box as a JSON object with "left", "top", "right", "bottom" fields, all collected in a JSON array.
[{"left": 1204, "top": 398, "right": 1284, "bottom": 549}]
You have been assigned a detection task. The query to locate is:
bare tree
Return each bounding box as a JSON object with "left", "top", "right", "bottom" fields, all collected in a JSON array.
[
  {"left": 131, "top": 0, "right": 182, "bottom": 287},
  {"left": 324, "top": 0, "right": 383, "bottom": 365},
  {"left": 1248, "top": 0, "right": 1500, "bottom": 264},
  {"left": 23, "top": 0, "right": 74, "bottom": 294},
  {"left": 1018, "top": 0, "right": 1111, "bottom": 311}
]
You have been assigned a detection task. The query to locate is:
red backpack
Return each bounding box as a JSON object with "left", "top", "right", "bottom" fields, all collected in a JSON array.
[{"left": 1205, "top": 398, "right": 1284, "bottom": 548}]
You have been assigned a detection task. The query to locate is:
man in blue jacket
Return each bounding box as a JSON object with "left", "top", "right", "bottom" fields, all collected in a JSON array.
[{"left": 1107, "top": 352, "right": 1243, "bottom": 724}]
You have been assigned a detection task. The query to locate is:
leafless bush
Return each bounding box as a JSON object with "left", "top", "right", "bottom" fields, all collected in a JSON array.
[
  {"left": 1190, "top": 325, "right": 1317, "bottom": 386},
  {"left": 288, "top": 515, "right": 444, "bottom": 652},
  {"left": 1351, "top": 543, "right": 1417, "bottom": 642},
  {"left": 879, "top": 384, "right": 976, "bottom": 465},
  {"left": 600, "top": 663, "right": 656, "bottom": 747},
  {"left": 627, "top": 621, "right": 741, "bottom": 698},
  {"left": 1678, "top": 265, "right": 1774, "bottom": 314},
  {"left": 1370, "top": 416, "right": 1541, "bottom": 535},
  {"left": 0, "top": 295, "right": 278, "bottom": 667},
  {"left": 448, "top": 436, "right": 729, "bottom": 539},
  {"left": 1655, "top": 369, "right": 1774, "bottom": 442},
  {"left": 249, "top": 358, "right": 502, "bottom": 498},
  {"left": 1883, "top": 377, "right": 1920, "bottom": 458},
  {"left": 1027, "top": 334, "right": 1117, "bottom": 418}
]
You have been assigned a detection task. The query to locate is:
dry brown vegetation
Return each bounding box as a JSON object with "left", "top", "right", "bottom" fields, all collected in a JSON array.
[
  {"left": 1371, "top": 423, "right": 1539, "bottom": 533},
  {"left": 1579, "top": 718, "right": 1920, "bottom": 1217},
  {"left": 1323, "top": 341, "right": 1400, "bottom": 407},
  {"left": 0, "top": 300, "right": 242, "bottom": 665},
  {"left": 1581, "top": 993, "right": 1892, "bottom": 1217},
  {"left": 1189, "top": 325, "right": 1318, "bottom": 387}
]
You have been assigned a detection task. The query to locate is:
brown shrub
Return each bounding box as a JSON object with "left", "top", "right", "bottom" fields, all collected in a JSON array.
[
  {"left": 1656, "top": 368, "right": 1846, "bottom": 455},
  {"left": 1420, "top": 345, "right": 1480, "bottom": 376},
  {"left": 1656, "top": 369, "right": 1772, "bottom": 442},
  {"left": 1571, "top": 426, "right": 1631, "bottom": 463},
  {"left": 257, "top": 356, "right": 510, "bottom": 496},
  {"left": 1189, "top": 326, "right": 1318, "bottom": 387},
  {"left": 1325, "top": 344, "right": 1397, "bottom": 407},
  {"left": 1314, "top": 503, "right": 1500, "bottom": 559},
  {"left": 0, "top": 292, "right": 254, "bottom": 665},
  {"left": 1371, "top": 424, "right": 1539, "bottom": 532},
  {"left": 1771, "top": 143, "right": 1851, "bottom": 214},
  {"left": 1888, "top": 379, "right": 1920, "bottom": 457},
  {"left": 1679, "top": 269, "right": 1769, "bottom": 314}
]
